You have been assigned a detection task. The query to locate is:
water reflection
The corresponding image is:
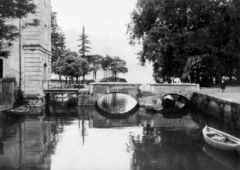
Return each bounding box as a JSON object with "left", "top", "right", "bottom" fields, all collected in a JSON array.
[
  {"left": 0, "top": 103, "right": 239, "bottom": 169},
  {"left": 203, "top": 144, "right": 240, "bottom": 170},
  {"left": 96, "top": 93, "right": 138, "bottom": 114}
]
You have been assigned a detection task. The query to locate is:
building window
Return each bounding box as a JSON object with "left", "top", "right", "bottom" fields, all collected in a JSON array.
[{"left": 0, "top": 59, "right": 3, "bottom": 78}]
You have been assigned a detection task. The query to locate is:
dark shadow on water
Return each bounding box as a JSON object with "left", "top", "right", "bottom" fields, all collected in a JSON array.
[
  {"left": 95, "top": 102, "right": 140, "bottom": 119},
  {"left": 160, "top": 107, "right": 191, "bottom": 119}
]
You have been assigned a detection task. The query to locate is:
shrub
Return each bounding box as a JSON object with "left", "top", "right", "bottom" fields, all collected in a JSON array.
[{"left": 100, "top": 76, "right": 127, "bottom": 82}]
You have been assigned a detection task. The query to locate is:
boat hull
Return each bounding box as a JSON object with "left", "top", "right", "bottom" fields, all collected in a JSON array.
[
  {"left": 145, "top": 104, "right": 163, "bottom": 112},
  {"left": 202, "top": 126, "right": 240, "bottom": 152},
  {"left": 3, "top": 105, "right": 30, "bottom": 117}
]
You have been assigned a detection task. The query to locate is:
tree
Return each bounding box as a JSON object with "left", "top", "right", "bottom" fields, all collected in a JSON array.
[
  {"left": 101, "top": 55, "right": 113, "bottom": 78},
  {"left": 109, "top": 57, "right": 128, "bottom": 81},
  {"left": 78, "top": 26, "right": 91, "bottom": 59},
  {"left": 0, "top": 0, "right": 39, "bottom": 58},
  {"left": 52, "top": 49, "right": 89, "bottom": 84},
  {"left": 51, "top": 11, "right": 66, "bottom": 64},
  {"left": 128, "top": 0, "right": 240, "bottom": 84},
  {"left": 88, "top": 54, "right": 103, "bottom": 80}
]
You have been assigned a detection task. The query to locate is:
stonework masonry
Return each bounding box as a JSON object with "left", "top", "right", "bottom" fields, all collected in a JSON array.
[
  {"left": 191, "top": 92, "right": 240, "bottom": 129},
  {"left": 1, "top": 0, "right": 51, "bottom": 107}
]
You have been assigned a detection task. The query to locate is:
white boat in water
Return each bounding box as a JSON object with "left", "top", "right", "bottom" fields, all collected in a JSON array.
[
  {"left": 145, "top": 102, "right": 163, "bottom": 112},
  {"left": 202, "top": 126, "right": 240, "bottom": 152},
  {"left": 55, "top": 94, "right": 69, "bottom": 101}
]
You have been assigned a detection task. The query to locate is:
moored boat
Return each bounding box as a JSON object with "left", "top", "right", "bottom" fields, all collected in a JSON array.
[
  {"left": 202, "top": 126, "right": 240, "bottom": 152},
  {"left": 145, "top": 102, "right": 163, "bottom": 112},
  {"left": 3, "top": 104, "right": 30, "bottom": 117},
  {"left": 55, "top": 93, "right": 69, "bottom": 101},
  {"left": 162, "top": 95, "right": 175, "bottom": 108},
  {"left": 162, "top": 94, "right": 188, "bottom": 109}
]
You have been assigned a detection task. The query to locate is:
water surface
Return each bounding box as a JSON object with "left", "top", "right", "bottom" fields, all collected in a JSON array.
[{"left": 0, "top": 96, "right": 240, "bottom": 170}]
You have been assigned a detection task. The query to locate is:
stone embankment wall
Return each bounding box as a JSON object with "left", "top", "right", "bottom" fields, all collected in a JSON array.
[
  {"left": 191, "top": 92, "right": 240, "bottom": 128},
  {"left": 0, "top": 78, "right": 15, "bottom": 111}
]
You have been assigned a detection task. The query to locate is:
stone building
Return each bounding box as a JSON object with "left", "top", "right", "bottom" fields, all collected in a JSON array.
[{"left": 0, "top": 0, "right": 51, "bottom": 107}]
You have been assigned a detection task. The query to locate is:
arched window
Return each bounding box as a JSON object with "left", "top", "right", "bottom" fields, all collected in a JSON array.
[{"left": 43, "top": 63, "right": 48, "bottom": 80}]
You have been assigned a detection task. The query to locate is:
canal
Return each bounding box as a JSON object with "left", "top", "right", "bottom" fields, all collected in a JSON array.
[{"left": 0, "top": 93, "right": 240, "bottom": 170}]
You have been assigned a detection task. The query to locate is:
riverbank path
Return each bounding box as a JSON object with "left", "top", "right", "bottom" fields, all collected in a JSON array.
[{"left": 198, "top": 86, "right": 240, "bottom": 104}]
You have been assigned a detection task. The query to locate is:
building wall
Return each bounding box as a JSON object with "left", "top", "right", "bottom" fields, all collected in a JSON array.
[
  {"left": 1, "top": 0, "right": 51, "bottom": 106},
  {"left": 22, "top": 0, "right": 51, "bottom": 99}
]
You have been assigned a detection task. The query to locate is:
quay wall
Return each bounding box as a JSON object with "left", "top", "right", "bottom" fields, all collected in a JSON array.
[{"left": 191, "top": 92, "right": 240, "bottom": 128}]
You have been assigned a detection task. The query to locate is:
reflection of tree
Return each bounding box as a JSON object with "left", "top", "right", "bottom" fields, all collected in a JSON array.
[
  {"left": 79, "top": 119, "right": 88, "bottom": 145},
  {"left": 127, "top": 130, "right": 162, "bottom": 170},
  {"left": 127, "top": 128, "right": 213, "bottom": 170}
]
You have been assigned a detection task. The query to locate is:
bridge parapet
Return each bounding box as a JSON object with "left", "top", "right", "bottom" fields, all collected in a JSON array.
[
  {"left": 90, "top": 83, "right": 142, "bottom": 100},
  {"left": 148, "top": 83, "right": 199, "bottom": 99}
]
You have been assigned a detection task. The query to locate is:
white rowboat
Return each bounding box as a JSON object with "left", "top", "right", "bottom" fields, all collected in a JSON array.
[
  {"left": 145, "top": 102, "right": 163, "bottom": 112},
  {"left": 202, "top": 126, "right": 240, "bottom": 152}
]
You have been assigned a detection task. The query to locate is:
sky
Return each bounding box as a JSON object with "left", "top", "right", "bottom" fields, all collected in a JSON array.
[{"left": 51, "top": 0, "right": 154, "bottom": 83}]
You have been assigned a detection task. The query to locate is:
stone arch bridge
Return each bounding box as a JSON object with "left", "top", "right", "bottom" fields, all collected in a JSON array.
[{"left": 77, "top": 83, "right": 199, "bottom": 106}]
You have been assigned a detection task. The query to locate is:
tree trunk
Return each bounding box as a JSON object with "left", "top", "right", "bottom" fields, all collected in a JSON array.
[
  {"left": 83, "top": 75, "right": 85, "bottom": 84},
  {"left": 65, "top": 77, "right": 68, "bottom": 87}
]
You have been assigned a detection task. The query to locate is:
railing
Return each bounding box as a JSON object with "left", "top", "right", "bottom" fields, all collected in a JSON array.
[{"left": 42, "top": 80, "right": 67, "bottom": 90}]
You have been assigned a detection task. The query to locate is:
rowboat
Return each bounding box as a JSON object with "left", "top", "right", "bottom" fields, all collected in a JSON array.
[
  {"left": 202, "top": 126, "right": 240, "bottom": 152},
  {"left": 145, "top": 102, "right": 163, "bottom": 112},
  {"left": 3, "top": 104, "right": 30, "bottom": 117}
]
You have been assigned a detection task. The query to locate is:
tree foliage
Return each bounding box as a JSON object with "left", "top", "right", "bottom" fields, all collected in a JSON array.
[
  {"left": 109, "top": 56, "right": 128, "bottom": 80},
  {"left": 128, "top": 0, "right": 240, "bottom": 84},
  {"left": 52, "top": 49, "right": 89, "bottom": 83},
  {"left": 51, "top": 11, "right": 66, "bottom": 64},
  {"left": 78, "top": 26, "right": 91, "bottom": 59},
  {"left": 101, "top": 55, "right": 113, "bottom": 78},
  {"left": 0, "top": 0, "right": 39, "bottom": 58}
]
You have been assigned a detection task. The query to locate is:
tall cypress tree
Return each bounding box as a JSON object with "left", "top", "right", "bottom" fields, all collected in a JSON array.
[{"left": 78, "top": 26, "right": 91, "bottom": 60}]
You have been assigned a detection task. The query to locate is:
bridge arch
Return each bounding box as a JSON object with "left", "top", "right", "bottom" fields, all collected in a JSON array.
[
  {"left": 162, "top": 93, "right": 190, "bottom": 109},
  {"left": 43, "top": 63, "right": 48, "bottom": 80},
  {"left": 90, "top": 83, "right": 142, "bottom": 101}
]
